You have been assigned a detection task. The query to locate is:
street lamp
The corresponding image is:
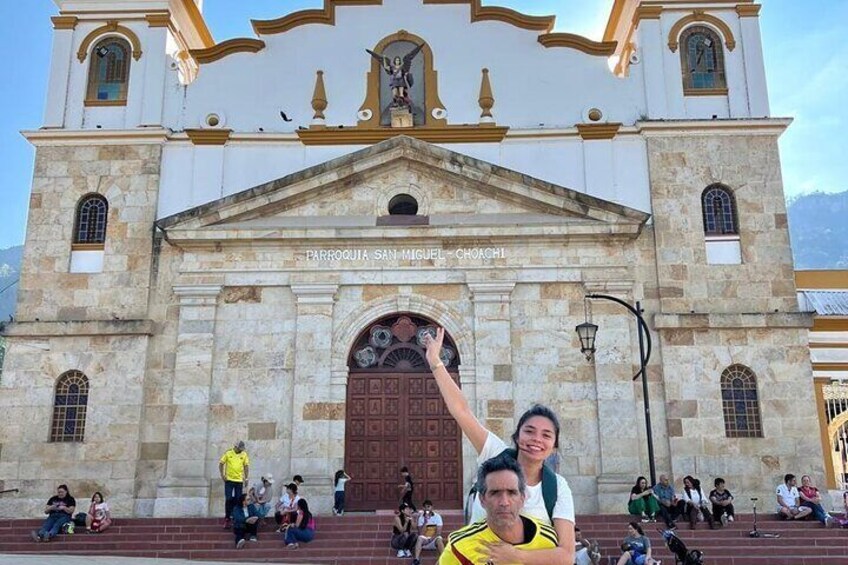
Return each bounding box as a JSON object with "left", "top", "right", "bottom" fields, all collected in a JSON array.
[{"left": 575, "top": 293, "right": 656, "bottom": 486}]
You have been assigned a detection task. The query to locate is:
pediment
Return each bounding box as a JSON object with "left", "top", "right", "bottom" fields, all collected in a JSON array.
[{"left": 157, "top": 136, "right": 649, "bottom": 243}]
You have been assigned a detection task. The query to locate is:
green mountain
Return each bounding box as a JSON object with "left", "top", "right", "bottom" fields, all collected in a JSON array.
[{"left": 787, "top": 191, "right": 848, "bottom": 269}]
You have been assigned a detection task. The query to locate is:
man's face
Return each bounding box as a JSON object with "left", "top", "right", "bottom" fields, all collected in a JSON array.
[
  {"left": 716, "top": 482, "right": 725, "bottom": 492},
  {"left": 788, "top": 477, "right": 797, "bottom": 487},
  {"left": 575, "top": 530, "right": 583, "bottom": 542},
  {"left": 234, "top": 445, "right": 243, "bottom": 454},
  {"left": 480, "top": 469, "right": 525, "bottom": 530},
  {"left": 659, "top": 475, "right": 669, "bottom": 486},
  {"left": 423, "top": 503, "right": 433, "bottom": 514}
]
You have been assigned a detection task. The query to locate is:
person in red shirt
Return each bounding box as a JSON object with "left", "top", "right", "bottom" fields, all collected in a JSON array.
[{"left": 799, "top": 475, "right": 834, "bottom": 526}]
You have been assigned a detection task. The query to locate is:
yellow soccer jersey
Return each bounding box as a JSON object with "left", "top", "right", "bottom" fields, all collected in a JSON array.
[{"left": 439, "top": 516, "right": 558, "bottom": 565}]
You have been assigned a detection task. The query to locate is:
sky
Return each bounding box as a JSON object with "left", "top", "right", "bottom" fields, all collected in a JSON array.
[{"left": 0, "top": 0, "right": 845, "bottom": 250}]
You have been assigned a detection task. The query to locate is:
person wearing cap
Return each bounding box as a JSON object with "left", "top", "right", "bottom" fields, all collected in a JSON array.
[
  {"left": 219, "top": 440, "right": 250, "bottom": 529},
  {"left": 255, "top": 475, "right": 274, "bottom": 518}
]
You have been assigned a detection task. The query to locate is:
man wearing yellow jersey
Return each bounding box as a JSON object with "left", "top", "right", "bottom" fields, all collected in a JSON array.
[
  {"left": 219, "top": 440, "right": 250, "bottom": 529},
  {"left": 441, "top": 454, "right": 558, "bottom": 565}
]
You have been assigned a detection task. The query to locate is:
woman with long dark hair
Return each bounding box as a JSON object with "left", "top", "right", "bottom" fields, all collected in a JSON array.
[
  {"left": 628, "top": 476, "right": 660, "bottom": 521},
  {"left": 84, "top": 492, "right": 112, "bottom": 533},
  {"left": 680, "top": 475, "right": 715, "bottom": 529},
  {"left": 284, "top": 498, "right": 315, "bottom": 549},
  {"left": 333, "top": 469, "right": 352, "bottom": 516},
  {"left": 390, "top": 502, "right": 418, "bottom": 558},
  {"left": 425, "top": 328, "right": 575, "bottom": 565},
  {"left": 615, "top": 522, "right": 659, "bottom": 565}
]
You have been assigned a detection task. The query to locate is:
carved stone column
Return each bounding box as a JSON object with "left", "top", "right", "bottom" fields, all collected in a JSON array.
[
  {"left": 287, "top": 284, "right": 339, "bottom": 511},
  {"left": 154, "top": 285, "right": 221, "bottom": 517}
]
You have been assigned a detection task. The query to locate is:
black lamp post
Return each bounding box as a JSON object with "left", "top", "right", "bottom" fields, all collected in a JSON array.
[{"left": 575, "top": 293, "right": 656, "bottom": 486}]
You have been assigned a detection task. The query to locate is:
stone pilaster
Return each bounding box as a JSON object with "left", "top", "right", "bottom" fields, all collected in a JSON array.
[
  {"left": 288, "top": 284, "right": 339, "bottom": 511},
  {"left": 154, "top": 284, "right": 221, "bottom": 517},
  {"left": 467, "top": 282, "right": 515, "bottom": 482},
  {"left": 585, "top": 284, "right": 644, "bottom": 512}
]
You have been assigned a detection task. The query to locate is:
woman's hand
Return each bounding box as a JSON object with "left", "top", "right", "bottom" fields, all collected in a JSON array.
[
  {"left": 480, "top": 540, "right": 521, "bottom": 565},
  {"left": 423, "top": 327, "right": 444, "bottom": 368}
]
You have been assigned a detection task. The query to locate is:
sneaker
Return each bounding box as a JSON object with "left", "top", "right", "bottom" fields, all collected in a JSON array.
[
  {"left": 30, "top": 531, "right": 41, "bottom": 542},
  {"left": 720, "top": 513, "right": 728, "bottom": 527},
  {"left": 287, "top": 542, "right": 299, "bottom": 549},
  {"left": 397, "top": 550, "right": 406, "bottom": 558},
  {"left": 405, "top": 550, "right": 413, "bottom": 557},
  {"left": 667, "top": 522, "right": 678, "bottom": 530},
  {"left": 236, "top": 538, "right": 246, "bottom": 549},
  {"left": 249, "top": 536, "right": 258, "bottom": 542},
  {"left": 727, "top": 515, "right": 734, "bottom": 523},
  {"left": 825, "top": 515, "right": 834, "bottom": 528},
  {"left": 66, "top": 523, "right": 75, "bottom": 534},
  {"left": 413, "top": 560, "right": 421, "bottom": 565}
]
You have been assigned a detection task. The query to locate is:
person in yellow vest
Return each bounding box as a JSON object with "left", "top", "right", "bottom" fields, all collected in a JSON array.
[
  {"left": 440, "top": 454, "right": 558, "bottom": 565},
  {"left": 219, "top": 440, "right": 250, "bottom": 529}
]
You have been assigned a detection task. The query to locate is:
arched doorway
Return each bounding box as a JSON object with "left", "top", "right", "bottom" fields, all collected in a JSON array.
[{"left": 345, "top": 314, "right": 463, "bottom": 510}]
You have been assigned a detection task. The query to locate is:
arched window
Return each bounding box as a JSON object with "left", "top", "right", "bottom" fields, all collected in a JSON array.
[
  {"left": 50, "top": 371, "right": 90, "bottom": 442},
  {"left": 680, "top": 26, "right": 726, "bottom": 92},
  {"left": 86, "top": 37, "right": 131, "bottom": 103},
  {"left": 73, "top": 194, "right": 108, "bottom": 246},
  {"left": 720, "top": 364, "right": 763, "bottom": 438},
  {"left": 702, "top": 184, "right": 738, "bottom": 235}
]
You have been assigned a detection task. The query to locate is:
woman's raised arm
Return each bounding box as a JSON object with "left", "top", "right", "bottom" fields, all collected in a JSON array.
[{"left": 424, "top": 328, "right": 488, "bottom": 453}]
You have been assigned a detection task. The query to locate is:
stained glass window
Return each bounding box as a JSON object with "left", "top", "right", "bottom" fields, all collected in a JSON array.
[
  {"left": 720, "top": 365, "right": 762, "bottom": 438},
  {"left": 86, "top": 38, "right": 131, "bottom": 103},
  {"left": 50, "top": 371, "right": 89, "bottom": 442},
  {"left": 680, "top": 26, "right": 726, "bottom": 92},
  {"left": 348, "top": 314, "right": 459, "bottom": 372},
  {"left": 73, "top": 194, "right": 108, "bottom": 245},
  {"left": 702, "top": 184, "right": 738, "bottom": 235}
]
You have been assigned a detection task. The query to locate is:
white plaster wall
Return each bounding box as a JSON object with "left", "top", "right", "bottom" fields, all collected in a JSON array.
[
  {"left": 656, "top": 9, "right": 759, "bottom": 120},
  {"left": 157, "top": 135, "right": 653, "bottom": 219},
  {"left": 178, "top": 0, "right": 643, "bottom": 133}
]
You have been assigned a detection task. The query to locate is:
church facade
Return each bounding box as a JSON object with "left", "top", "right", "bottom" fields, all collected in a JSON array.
[{"left": 0, "top": 0, "right": 824, "bottom": 517}]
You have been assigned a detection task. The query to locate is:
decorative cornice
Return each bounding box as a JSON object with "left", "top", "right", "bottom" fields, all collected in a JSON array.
[
  {"left": 145, "top": 13, "right": 172, "bottom": 28},
  {"left": 296, "top": 125, "right": 509, "bottom": 145},
  {"left": 796, "top": 270, "right": 848, "bottom": 290},
  {"left": 185, "top": 128, "right": 233, "bottom": 145},
  {"left": 633, "top": 5, "right": 663, "bottom": 23},
  {"left": 76, "top": 21, "right": 143, "bottom": 62},
  {"left": 83, "top": 99, "right": 127, "bottom": 107},
  {"left": 576, "top": 123, "right": 622, "bottom": 141},
  {"left": 683, "top": 87, "right": 729, "bottom": 97},
  {"left": 1, "top": 319, "right": 155, "bottom": 338},
  {"left": 189, "top": 38, "right": 266, "bottom": 64},
  {"left": 537, "top": 33, "right": 618, "bottom": 57},
  {"left": 252, "top": 0, "right": 381, "bottom": 35},
  {"left": 22, "top": 128, "right": 171, "bottom": 146},
  {"left": 51, "top": 15, "right": 78, "bottom": 30},
  {"left": 736, "top": 4, "right": 762, "bottom": 18},
  {"left": 668, "top": 11, "right": 736, "bottom": 52},
  {"left": 253, "top": 0, "right": 555, "bottom": 35},
  {"left": 636, "top": 118, "right": 792, "bottom": 137},
  {"left": 604, "top": 0, "right": 628, "bottom": 42},
  {"left": 424, "top": 0, "right": 555, "bottom": 33},
  {"left": 179, "top": 0, "right": 215, "bottom": 47}
]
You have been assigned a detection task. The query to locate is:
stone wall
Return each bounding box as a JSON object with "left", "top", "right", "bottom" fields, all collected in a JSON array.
[
  {"left": 16, "top": 144, "right": 161, "bottom": 322},
  {"left": 647, "top": 134, "right": 797, "bottom": 314},
  {"left": 0, "top": 331, "right": 148, "bottom": 517}
]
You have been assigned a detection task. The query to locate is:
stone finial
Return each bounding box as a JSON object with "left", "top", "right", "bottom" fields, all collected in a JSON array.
[
  {"left": 478, "top": 68, "right": 495, "bottom": 125},
  {"left": 311, "top": 70, "right": 328, "bottom": 128}
]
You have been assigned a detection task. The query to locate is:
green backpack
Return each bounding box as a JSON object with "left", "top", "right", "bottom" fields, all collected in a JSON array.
[{"left": 464, "top": 447, "right": 558, "bottom": 524}]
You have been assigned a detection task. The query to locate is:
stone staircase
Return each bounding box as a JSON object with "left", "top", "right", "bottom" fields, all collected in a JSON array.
[{"left": 0, "top": 511, "right": 846, "bottom": 564}]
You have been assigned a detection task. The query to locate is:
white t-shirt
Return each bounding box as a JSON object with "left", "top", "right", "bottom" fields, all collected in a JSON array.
[
  {"left": 417, "top": 511, "right": 443, "bottom": 537},
  {"left": 469, "top": 432, "right": 575, "bottom": 524},
  {"left": 335, "top": 477, "right": 349, "bottom": 492},
  {"left": 681, "top": 488, "right": 707, "bottom": 506},
  {"left": 776, "top": 484, "right": 799, "bottom": 508},
  {"left": 278, "top": 493, "right": 300, "bottom": 511}
]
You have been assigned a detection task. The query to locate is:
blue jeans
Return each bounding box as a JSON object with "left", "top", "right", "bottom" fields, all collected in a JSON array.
[
  {"left": 801, "top": 501, "right": 829, "bottom": 524},
  {"left": 285, "top": 527, "right": 315, "bottom": 545},
  {"left": 334, "top": 491, "right": 345, "bottom": 513},
  {"left": 38, "top": 512, "right": 71, "bottom": 539},
  {"left": 224, "top": 481, "right": 243, "bottom": 520}
]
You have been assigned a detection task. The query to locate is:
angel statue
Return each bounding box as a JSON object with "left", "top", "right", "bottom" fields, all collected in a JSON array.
[{"left": 366, "top": 43, "right": 424, "bottom": 109}]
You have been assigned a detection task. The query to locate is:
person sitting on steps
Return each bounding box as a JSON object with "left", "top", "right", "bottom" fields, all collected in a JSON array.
[
  {"left": 652, "top": 475, "right": 684, "bottom": 530},
  {"left": 232, "top": 493, "right": 261, "bottom": 549},
  {"left": 391, "top": 502, "right": 418, "bottom": 558},
  {"left": 776, "top": 473, "right": 813, "bottom": 521},
  {"left": 628, "top": 476, "right": 660, "bottom": 522},
  {"left": 680, "top": 476, "right": 715, "bottom": 530},
  {"left": 709, "top": 478, "right": 735, "bottom": 527}
]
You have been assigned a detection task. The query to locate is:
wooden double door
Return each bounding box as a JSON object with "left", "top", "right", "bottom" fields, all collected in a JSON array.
[{"left": 344, "top": 372, "right": 463, "bottom": 510}]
